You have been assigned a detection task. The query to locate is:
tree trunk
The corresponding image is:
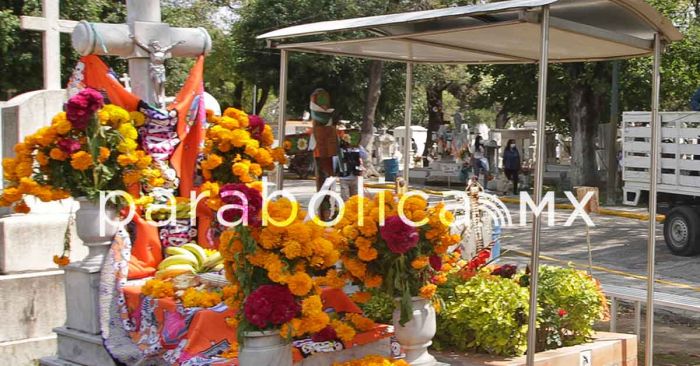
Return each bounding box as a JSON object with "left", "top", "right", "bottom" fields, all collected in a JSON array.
[
  {"left": 361, "top": 60, "right": 384, "bottom": 177},
  {"left": 495, "top": 107, "right": 509, "bottom": 129},
  {"left": 569, "top": 82, "right": 604, "bottom": 187},
  {"left": 256, "top": 86, "right": 269, "bottom": 114},
  {"left": 232, "top": 81, "right": 244, "bottom": 109},
  {"left": 423, "top": 85, "right": 445, "bottom": 165},
  {"left": 361, "top": 60, "right": 384, "bottom": 146}
]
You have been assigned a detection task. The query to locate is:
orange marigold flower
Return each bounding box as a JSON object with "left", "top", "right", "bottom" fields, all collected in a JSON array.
[
  {"left": 70, "top": 151, "right": 93, "bottom": 171},
  {"left": 53, "top": 255, "right": 70, "bottom": 267},
  {"left": 287, "top": 272, "right": 313, "bottom": 297},
  {"left": 419, "top": 283, "right": 437, "bottom": 299},
  {"left": 350, "top": 291, "right": 372, "bottom": 304},
  {"left": 411, "top": 256, "right": 430, "bottom": 270},
  {"left": 357, "top": 247, "right": 378, "bottom": 262},
  {"left": 97, "top": 147, "right": 111, "bottom": 163},
  {"left": 13, "top": 200, "right": 30, "bottom": 214},
  {"left": 49, "top": 148, "right": 67, "bottom": 161},
  {"left": 345, "top": 313, "right": 376, "bottom": 332},
  {"left": 330, "top": 319, "right": 356, "bottom": 343}
]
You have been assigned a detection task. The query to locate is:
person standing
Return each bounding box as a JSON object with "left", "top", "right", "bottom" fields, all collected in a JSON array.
[
  {"left": 338, "top": 134, "right": 367, "bottom": 200},
  {"left": 502, "top": 139, "right": 521, "bottom": 195},
  {"left": 472, "top": 135, "right": 488, "bottom": 187}
]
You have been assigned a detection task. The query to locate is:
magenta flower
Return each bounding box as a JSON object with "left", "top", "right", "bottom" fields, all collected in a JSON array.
[
  {"left": 219, "top": 183, "right": 263, "bottom": 227},
  {"left": 429, "top": 255, "right": 443, "bottom": 271},
  {"left": 244, "top": 285, "right": 299, "bottom": 329},
  {"left": 380, "top": 215, "right": 420, "bottom": 254},
  {"left": 57, "top": 138, "right": 81, "bottom": 154},
  {"left": 66, "top": 88, "right": 104, "bottom": 129},
  {"left": 247, "top": 115, "right": 265, "bottom": 140}
]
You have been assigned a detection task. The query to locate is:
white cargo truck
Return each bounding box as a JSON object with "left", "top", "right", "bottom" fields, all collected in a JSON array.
[{"left": 622, "top": 111, "right": 700, "bottom": 256}]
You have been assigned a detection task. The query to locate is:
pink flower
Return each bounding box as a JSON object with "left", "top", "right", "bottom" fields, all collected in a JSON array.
[
  {"left": 66, "top": 88, "right": 104, "bottom": 129},
  {"left": 57, "top": 138, "right": 81, "bottom": 154},
  {"left": 219, "top": 183, "right": 263, "bottom": 227},
  {"left": 247, "top": 115, "right": 265, "bottom": 140},
  {"left": 380, "top": 215, "right": 419, "bottom": 254},
  {"left": 244, "top": 285, "right": 299, "bottom": 329}
]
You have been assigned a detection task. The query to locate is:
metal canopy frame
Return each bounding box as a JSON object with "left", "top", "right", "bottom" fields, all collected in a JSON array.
[{"left": 262, "top": 1, "right": 680, "bottom": 365}]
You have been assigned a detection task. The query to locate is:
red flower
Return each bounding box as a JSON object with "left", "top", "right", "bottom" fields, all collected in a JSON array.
[
  {"left": 380, "top": 215, "right": 419, "bottom": 254},
  {"left": 311, "top": 325, "right": 338, "bottom": 342},
  {"left": 66, "top": 88, "right": 104, "bottom": 129},
  {"left": 244, "top": 285, "right": 300, "bottom": 329},
  {"left": 247, "top": 115, "right": 265, "bottom": 140},
  {"left": 219, "top": 183, "right": 263, "bottom": 227},
  {"left": 429, "top": 255, "right": 442, "bottom": 271},
  {"left": 558, "top": 308, "right": 568, "bottom": 317},
  {"left": 57, "top": 138, "right": 82, "bottom": 154},
  {"left": 491, "top": 264, "right": 517, "bottom": 279}
]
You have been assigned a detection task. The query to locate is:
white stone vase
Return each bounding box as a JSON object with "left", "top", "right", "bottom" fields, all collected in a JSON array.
[
  {"left": 238, "top": 330, "right": 292, "bottom": 366},
  {"left": 392, "top": 297, "right": 437, "bottom": 366},
  {"left": 74, "top": 197, "right": 119, "bottom": 270}
]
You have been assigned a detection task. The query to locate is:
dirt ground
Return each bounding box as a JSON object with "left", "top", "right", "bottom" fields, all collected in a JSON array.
[{"left": 595, "top": 307, "right": 700, "bottom": 366}]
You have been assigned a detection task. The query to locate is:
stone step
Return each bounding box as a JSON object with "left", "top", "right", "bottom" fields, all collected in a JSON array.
[
  {"left": 40, "top": 356, "right": 83, "bottom": 366},
  {"left": 54, "top": 326, "right": 117, "bottom": 366},
  {"left": 0, "top": 334, "right": 57, "bottom": 366},
  {"left": 0, "top": 213, "right": 86, "bottom": 273},
  {"left": 0, "top": 270, "right": 66, "bottom": 343}
]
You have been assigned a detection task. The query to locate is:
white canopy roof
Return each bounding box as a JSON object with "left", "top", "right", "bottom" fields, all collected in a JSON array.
[{"left": 258, "top": 0, "right": 682, "bottom": 64}]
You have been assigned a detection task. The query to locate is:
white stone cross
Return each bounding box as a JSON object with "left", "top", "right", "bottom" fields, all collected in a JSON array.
[
  {"left": 71, "top": 0, "right": 212, "bottom": 107},
  {"left": 119, "top": 73, "right": 132, "bottom": 92},
  {"left": 20, "top": 0, "right": 79, "bottom": 90}
]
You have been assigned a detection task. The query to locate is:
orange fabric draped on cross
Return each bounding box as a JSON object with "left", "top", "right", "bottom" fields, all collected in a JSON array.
[{"left": 76, "top": 55, "right": 210, "bottom": 276}]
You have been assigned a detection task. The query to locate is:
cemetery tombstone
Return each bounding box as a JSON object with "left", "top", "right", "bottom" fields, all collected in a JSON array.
[{"left": 40, "top": 1, "right": 211, "bottom": 365}]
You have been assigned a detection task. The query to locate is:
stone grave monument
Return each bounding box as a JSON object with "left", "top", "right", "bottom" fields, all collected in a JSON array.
[
  {"left": 0, "top": 2, "right": 85, "bottom": 364},
  {"left": 36, "top": 1, "right": 210, "bottom": 365}
]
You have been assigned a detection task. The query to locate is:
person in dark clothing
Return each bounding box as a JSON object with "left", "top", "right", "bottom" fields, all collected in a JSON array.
[
  {"left": 502, "top": 139, "right": 521, "bottom": 195},
  {"left": 691, "top": 87, "right": 700, "bottom": 111}
]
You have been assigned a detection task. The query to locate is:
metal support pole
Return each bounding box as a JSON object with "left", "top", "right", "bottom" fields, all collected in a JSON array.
[
  {"left": 402, "top": 62, "right": 414, "bottom": 184},
  {"left": 635, "top": 301, "right": 642, "bottom": 336},
  {"left": 526, "top": 6, "right": 549, "bottom": 366},
  {"left": 645, "top": 33, "right": 662, "bottom": 366},
  {"left": 276, "top": 50, "right": 289, "bottom": 190},
  {"left": 610, "top": 297, "right": 618, "bottom": 332},
  {"left": 252, "top": 84, "right": 258, "bottom": 115}
]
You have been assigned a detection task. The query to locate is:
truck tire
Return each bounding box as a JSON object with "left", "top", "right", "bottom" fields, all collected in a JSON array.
[{"left": 663, "top": 206, "right": 700, "bottom": 256}]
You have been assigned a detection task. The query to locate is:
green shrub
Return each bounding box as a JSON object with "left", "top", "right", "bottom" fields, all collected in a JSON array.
[
  {"left": 434, "top": 265, "right": 606, "bottom": 356},
  {"left": 536, "top": 265, "right": 607, "bottom": 350},
  {"left": 436, "top": 272, "right": 530, "bottom": 356}
]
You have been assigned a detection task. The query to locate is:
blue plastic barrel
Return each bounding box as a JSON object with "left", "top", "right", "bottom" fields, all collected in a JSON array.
[{"left": 383, "top": 158, "right": 399, "bottom": 182}]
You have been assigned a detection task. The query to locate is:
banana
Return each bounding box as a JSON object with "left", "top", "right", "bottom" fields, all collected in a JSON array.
[
  {"left": 158, "top": 254, "right": 199, "bottom": 270},
  {"left": 201, "top": 252, "right": 223, "bottom": 271},
  {"left": 182, "top": 243, "right": 207, "bottom": 265},
  {"left": 155, "top": 264, "right": 196, "bottom": 279},
  {"left": 212, "top": 263, "right": 224, "bottom": 272},
  {"left": 165, "top": 246, "right": 191, "bottom": 257}
]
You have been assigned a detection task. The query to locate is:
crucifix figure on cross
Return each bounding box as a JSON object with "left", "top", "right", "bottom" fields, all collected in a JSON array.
[
  {"left": 130, "top": 34, "right": 185, "bottom": 107},
  {"left": 71, "top": 0, "right": 211, "bottom": 105}
]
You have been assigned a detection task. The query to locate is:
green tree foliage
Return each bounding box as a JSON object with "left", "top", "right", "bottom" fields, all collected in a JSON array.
[
  {"left": 229, "top": 0, "right": 409, "bottom": 123},
  {"left": 0, "top": 0, "right": 234, "bottom": 105},
  {"left": 0, "top": 0, "right": 126, "bottom": 98}
]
